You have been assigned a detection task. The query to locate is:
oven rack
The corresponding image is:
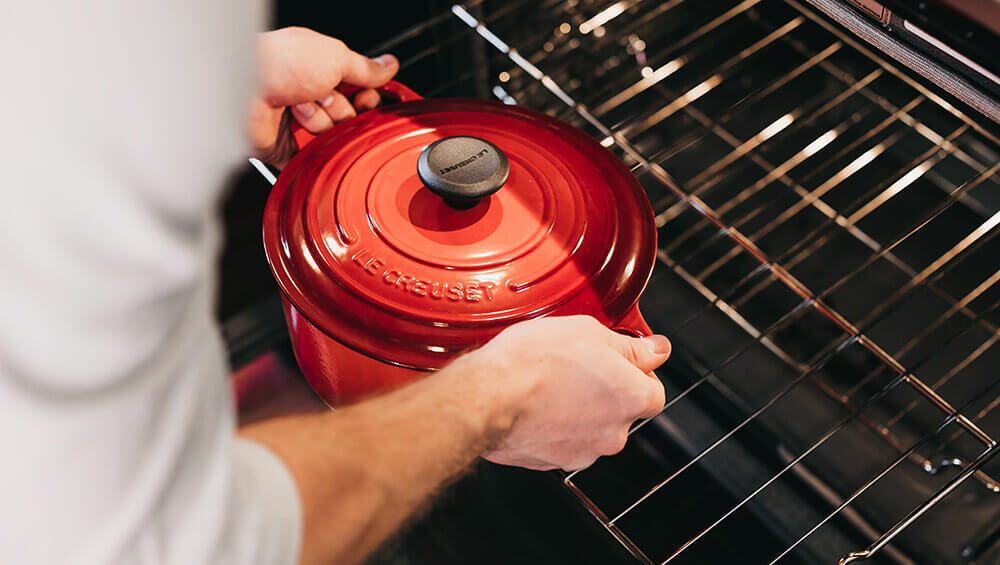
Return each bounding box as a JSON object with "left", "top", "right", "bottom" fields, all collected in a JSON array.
[
  {"left": 270, "top": 1, "right": 1000, "bottom": 562},
  {"left": 433, "top": 1, "right": 1000, "bottom": 563}
]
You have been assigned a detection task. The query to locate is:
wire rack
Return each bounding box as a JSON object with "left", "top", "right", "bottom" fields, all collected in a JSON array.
[{"left": 360, "top": 1, "right": 1000, "bottom": 562}]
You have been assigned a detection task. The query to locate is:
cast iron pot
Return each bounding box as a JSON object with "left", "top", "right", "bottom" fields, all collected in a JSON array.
[{"left": 263, "top": 81, "right": 656, "bottom": 406}]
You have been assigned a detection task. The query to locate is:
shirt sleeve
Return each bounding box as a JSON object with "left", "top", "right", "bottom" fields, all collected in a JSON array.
[{"left": 0, "top": 1, "right": 303, "bottom": 563}]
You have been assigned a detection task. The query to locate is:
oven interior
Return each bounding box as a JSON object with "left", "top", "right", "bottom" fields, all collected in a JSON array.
[{"left": 226, "top": 1, "right": 1000, "bottom": 563}]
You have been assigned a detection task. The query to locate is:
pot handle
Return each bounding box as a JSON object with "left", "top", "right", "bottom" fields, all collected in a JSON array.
[
  {"left": 291, "top": 80, "right": 423, "bottom": 150},
  {"left": 613, "top": 306, "right": 653, "bottom": 338}
]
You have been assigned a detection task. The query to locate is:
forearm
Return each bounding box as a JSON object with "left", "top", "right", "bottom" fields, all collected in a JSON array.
[{"left": 239, "top": 356, "right": 513, "bottom": 565}]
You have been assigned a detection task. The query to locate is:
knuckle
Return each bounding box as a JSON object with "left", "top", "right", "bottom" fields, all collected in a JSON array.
[
  {"left": 652, "top": 378, "right": 666, "bottom": 402},
  {"left": 297, "top": 111, "right": 333, "bottom": 133},
  {"left": 570, "top": 315, "right": 606, "bottom": 339},
  {"left": 284, "top": 26, "right": 317, "bottom": 43},
  {"left": 599, "top": 431, "right": 628, "bottom": 456},
  {"left": 646, "top": 378, "right": 666, "bottom": 412},
  {"left": 565, "top": 454, "right": 598, "bottom": 471},
  {"left": 622, "top": 340, "right": 643, "bottom": 365},
  {"left": 295, "top": 70, "right": 329, "bottom": 98},
  {"left": 615, "top": 430, "right": 630, "bottom": 453},
  {"left": 328, "top": 37, "right": 347, "bottom": 54}
]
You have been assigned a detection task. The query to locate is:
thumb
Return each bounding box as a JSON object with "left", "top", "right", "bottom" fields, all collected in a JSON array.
[
  {"left": 337, "top": 49, "right": 399, "bottom": 88},
  {"left": 617, "top": 334, "right": 671, "bottom": 373}
]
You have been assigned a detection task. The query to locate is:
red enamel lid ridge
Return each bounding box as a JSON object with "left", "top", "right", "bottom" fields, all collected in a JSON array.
[{"left": 263, "top": 97, "right": 656, "bottom": 370}]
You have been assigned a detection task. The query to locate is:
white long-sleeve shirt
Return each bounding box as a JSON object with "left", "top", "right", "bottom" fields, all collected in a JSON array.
[{"left": 0, "top": 1, "right": 302, "bottom": 563}]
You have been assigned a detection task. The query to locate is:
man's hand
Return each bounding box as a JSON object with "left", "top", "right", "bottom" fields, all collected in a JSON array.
[
  {"left": 250, "top": 27, "right": 399, "bottom": 167},
  {"left": 452, "top": 315, "right": 670, "bottom": 471}
]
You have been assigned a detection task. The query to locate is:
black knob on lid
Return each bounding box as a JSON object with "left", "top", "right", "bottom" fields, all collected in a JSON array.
[{"left": 417, "top": 136, "right": 509, "bottom": 209}]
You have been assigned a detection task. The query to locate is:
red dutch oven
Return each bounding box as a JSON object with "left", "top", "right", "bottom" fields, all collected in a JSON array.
[{"left": 263, "top": 81, "right": 657, "bottom": 406}]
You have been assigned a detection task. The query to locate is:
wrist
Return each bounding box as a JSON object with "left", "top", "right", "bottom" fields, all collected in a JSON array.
[{"left": 434, "top": 350, "right": 525, "bottom": 450}]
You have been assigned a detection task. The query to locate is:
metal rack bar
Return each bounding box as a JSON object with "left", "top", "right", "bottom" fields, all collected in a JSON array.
[
  {"left": 662, "top": 390, "right": 1000, "bottom": 564},
  {"left": 704, "top": 107, "right": 910, "bottom": 241},
  {"left": 592, "top": 52, "right": 692, "bottom": 119},
  {"left": 776, "top": 399, "right": 1000, "bottom": 564},
  {"left": 652, "top": 85, "right": 885, "bottom": 229},
  {"left": 851, "top": 298, "right": 1000, "bottom": 485},
  {"left": 661, "top": 101, "right": 975, "bottom": 309},
  {"left": 363, "top": 8, "right": 460, "bottom": 56},
  {"left": 648, "top": 210, "right": 1000, "bottom": 563},
  {"left": 726, "top": 128, "right": 975, "bottom": 306},
  {"left": 924, "top": 347, "right": 1000, "bottom": 471},
  {"left": 784, "top": 0, "right": 1000, "bottom": 149},
  {"left": 653, "top": 69, "right": 889, "bottom": 225},
  {"left": 636, "top": 61, "right": 1000, "bottom": 438},
  {"left": 772, "top": 131, "right": 968, "bottom": 277},
  {"left": 794, "top": 161, "right": 1000, "bottom": 342},
  {"left": 645, "top": 33, "right": 1000, "bottom": 344},
  {"left": 771, "top": 297, "right": 1000, "bottom": 561},
  {"left": 773, "top": 3, "right": 1000, "bottom": 172},
  {"left": 450, "top": 3, "right": 1000, "bottom": 563},
  {"left": 838, "top": 443, "right": 1000, "bottom": 564},
  {"left": 636, "top": 187, "right": 983, "bottom": 455},
  {"left": 599, "top": 241, "right": 1000, "bottom": 561},
  {"left": 664, "top": 232, "right": 1000, "bottom": 483},
  {"left": 620, "top": 16, "right": 805, "bottom": 137},
  {"left": 614, "top": 219, "right": 998, "bottom": 524},
  {"left": 562, "top": 479, "right": 657, "bottom": 565},
  {"left": 597, "top": 40, "right": 852, "bottom": 170},
  {"left": 624, "top": 155, "right": 962, "bottom": 453},
  {"left": 612, "top": 334, "right": 857, "bottom": 524},
  {"left": 591, "top": 0, "right": 766, "bottom": 117},
  {"left": 544, "top": 56, "right": 988, "bottom": 458},
  {"left": 647, "top": 40, "right": 845, "bottom": 147},
  {"left": 885, "top": 288, "right": 1000, "bottom": 428},
  {"left": 680, "top": 49, "right": 853, "bottom": 189}
]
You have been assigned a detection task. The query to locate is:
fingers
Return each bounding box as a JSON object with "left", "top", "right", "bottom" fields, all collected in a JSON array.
[
  {"left": 597, "top": 428, "right": 630, "bottom": 457},
  {"left": 337, "top": 50, "right": 399, "bottom": 88},
  {"left": 563, "top": 315, "right": 670, "bottom": 373},
  {"left": 318, "top": 91, "right": 356, "bottom": 122},
  {"left": 616, "top": 333, "right": 672, "bottom": 373},
  {"left": 291, "top": 90, "right": 360, "bottom": 134},
  {"left": 290, "top": 101, "right": 332, "bottom": 134},
  {"left": 636, "top": 374, "right": 666, "bottom": 419},
  {"left": 611, "top": 352, "right": 666, "bottom": 422},
  {"left": 352, "top": 89, "right": 381, "bottom": 112},
  {"left": 253, "top": 27, "right": 399, "bottom": 161},
  {"left": 552, "top": 316, "right": 669, "bottom": 417}
]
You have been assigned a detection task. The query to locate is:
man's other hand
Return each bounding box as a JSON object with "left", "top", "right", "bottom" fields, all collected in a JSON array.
[{"left": 250, "top": 27, "right": 399, "bottom": 168}]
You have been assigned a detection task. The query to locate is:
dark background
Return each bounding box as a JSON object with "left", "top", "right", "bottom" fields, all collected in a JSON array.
[{"left": 274, "top": 2, "right": 447, "bottom": 55}]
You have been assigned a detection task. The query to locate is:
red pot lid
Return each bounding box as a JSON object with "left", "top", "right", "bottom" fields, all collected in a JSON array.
[{"left": 263, "top": 96, "right": 656, "bottom": 370}]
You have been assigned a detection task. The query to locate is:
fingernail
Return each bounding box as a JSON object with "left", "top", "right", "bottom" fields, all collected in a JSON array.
[
  {"left": 318, "top": 95, "right": 335, "bottom": 107},
  {"left": 373, "top": 54, "right": 395, "bottom": 66},
  {"left": 293, "top": 103, "right": 315, "bottom": 117},
  {"left": 641, "top": 335, "right": 671, "bottom": 355}
]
